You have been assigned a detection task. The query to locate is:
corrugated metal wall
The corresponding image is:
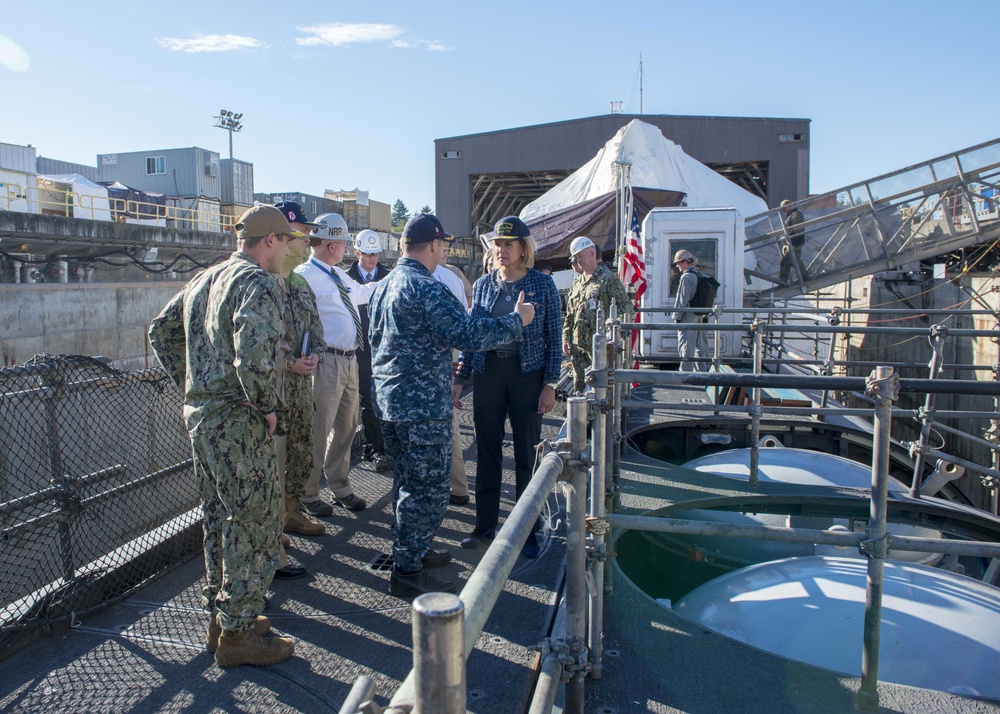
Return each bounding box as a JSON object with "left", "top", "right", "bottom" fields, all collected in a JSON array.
[
  {"left": 435, "top": 114, "right": 811, "bottom": 238},
  {"left": 35, "top": 157, "right": 99, "bottom": 181},
  {"left": 97, "top": 147, "right": 222, "bottom": 199},
  {"left": 0, "top": 142, "right": 36, "bottom": 174},
  {"left": 221, "top": 159, "right": 254, "bottom": 205}
]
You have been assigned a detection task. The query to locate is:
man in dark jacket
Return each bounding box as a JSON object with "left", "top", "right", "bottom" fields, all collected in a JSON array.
[
  {"left": 346, "top": 230, "right": 391, "bottom": 472},
  {"left": 778, "top": 199, "right": 807, "bottom": 283}
]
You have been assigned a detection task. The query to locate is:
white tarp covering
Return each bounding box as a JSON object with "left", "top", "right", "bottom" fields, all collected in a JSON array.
[
  {"left": 37, "top": 174, "right": 112, "bottom": 221},
  {"left": 520, "top": 119, "right": 768, "bottom": 221}
]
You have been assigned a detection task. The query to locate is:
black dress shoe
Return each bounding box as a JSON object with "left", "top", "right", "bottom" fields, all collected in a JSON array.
[
  {"left": 301, "top": 499, "right": 334, "bottom": 517},
  {"left": 373, "top": 455, "right": 391, "bottom": 473},
  {"left": 273, "top": 564, "right": 308, "bottom": 580},
  {"left": 334, "top": 493, "right": 367, "bottom": 511},
  {"left": 460, "top": 530, "right": 495, "bottom": 549},
  {"left": 389, "top": 569, "right": 455, "bottom": 597},
  {"left": 449, "top": 493, "right": 470, "bottom": 506},
  {"left": 421, "top": 548, "right": 452, "bottom": 568}
]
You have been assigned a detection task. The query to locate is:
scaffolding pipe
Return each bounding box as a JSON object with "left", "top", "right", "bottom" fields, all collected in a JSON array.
[
  {"left": 749, "top": 323, "right": 763, "bottom": 488},
  {"left": 617, "top": 400, "right": 1000, "bottom": 420},
  {"left": 527, "top": 653, "right": 564, "bottom": 714},
  {"left": 589, "top": 329, "right": 607, "bottom": 681},
  {"left": 609, "top": 514, "right": 1000, "bottom": 558},
  {"left": 337, "top": 675, "right": 375, "bottom": 714},
  {"left": 412, "top": 593, "right": 465, "bottom": 713},
  {"left": 858, "top": 366, "right": 897, "bottom": 711},
  {"left": 611, "top": 369, "right": 1000, "bottom": 396},
  {"left": 910, "top": 328, "right": 946, "bottom": 497},
  {"left": 565, "top": 396, "right": 590, "bottom": 712}
]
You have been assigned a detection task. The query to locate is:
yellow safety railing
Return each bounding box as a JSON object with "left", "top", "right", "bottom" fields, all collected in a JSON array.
[{"left": 0, "top": 183, "right": 239, "bottom": 233}]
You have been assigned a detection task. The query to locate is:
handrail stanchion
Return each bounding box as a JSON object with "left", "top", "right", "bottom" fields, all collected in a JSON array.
[
  {"left": 910, "top": 326, "right": 946, "bottom": 497},
  {"left": 749, "top": 321, "right": 763, "bottom": 487},
  {"left": 608, "top": 303, "right": 623, "bottom": 497},
  {"left": 412, "top": 593, "right": 465, "bottom": 713},
  {"left": 589, "top": 320, "right": 609, "bottom": 681},
  {"left": 857, "top": 366, "right": 899, "bottom": 712},
  {"left": 337, "top": 675, "right": 375, "bottom": 714},
  {"left": 565, "top": 396, "right": 590, "bottom": 712}
]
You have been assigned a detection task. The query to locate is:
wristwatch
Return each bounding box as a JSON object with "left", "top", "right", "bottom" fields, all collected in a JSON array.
[{"left": 544, "top": 381, "right": 559, "bottom": 390}]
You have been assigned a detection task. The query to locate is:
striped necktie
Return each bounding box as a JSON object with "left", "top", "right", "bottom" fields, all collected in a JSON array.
[{"left": 315, "top": 260, "right": 365, "bottom": 350}]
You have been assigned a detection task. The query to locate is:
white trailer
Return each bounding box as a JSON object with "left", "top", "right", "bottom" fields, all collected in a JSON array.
[{"left": 638, "top": 207, "right": 745, "bottom": 363}]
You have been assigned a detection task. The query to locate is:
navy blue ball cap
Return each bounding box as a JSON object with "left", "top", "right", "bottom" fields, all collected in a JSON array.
[
  {"left": 493, "top": 215, "right": 530, "bottom": 240},
  {"left": 273, "top": 200, "right": 318, "bottom": 227},
  {"left": 402, "top": 213, "right": 454, "bottom": 243}
]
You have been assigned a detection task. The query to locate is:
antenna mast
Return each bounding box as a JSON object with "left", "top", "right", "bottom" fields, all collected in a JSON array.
[{"left": 639, "top": 54, "right": 643, "bottom": 114}]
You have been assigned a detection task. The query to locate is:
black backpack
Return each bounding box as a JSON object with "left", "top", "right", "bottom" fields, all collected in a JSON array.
[{"left": 690, "top": 271, "right": 720, "bottom": 309}]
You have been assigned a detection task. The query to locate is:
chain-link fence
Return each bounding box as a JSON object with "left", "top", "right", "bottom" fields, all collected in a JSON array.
[
  {"left": 0, "top": 355, "right": 196, "bottom": 651},
  {"left": 745, "top": 136, "right": 1000, "bottom": 298}
]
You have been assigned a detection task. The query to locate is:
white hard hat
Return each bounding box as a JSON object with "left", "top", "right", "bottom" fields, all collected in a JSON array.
[
  {"left": 310, "top": 213, "right": 350, "bottom": 242},
  {"left": 355, "top": 229, "right": 383, "bottom": 254},
  {"left": 570, "top": 235, "right": 596, "bottom": 256}
]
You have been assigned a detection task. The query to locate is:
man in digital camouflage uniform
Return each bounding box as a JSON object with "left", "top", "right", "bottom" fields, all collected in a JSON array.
[
  {"left": 561, "top": 236, "right": 633, "bottom": 392},
  {"left": 270, "top": 202, "right": 328, "bottom": 580},
  {"left": 368, "top": 213, "right": 535, "bottom": 597},
  {"left": 149, "top": 205, "right": 297, "bottom": 667}
]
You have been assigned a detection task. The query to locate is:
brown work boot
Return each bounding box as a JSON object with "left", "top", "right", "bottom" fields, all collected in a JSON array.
[
  {"left": 214, "top": 629, "right": 294, "bottom": 667},
  {"left": 206, "top": 613, "right": 270, "bottom": 653},
  {"left": 283, "top": 497, "right": 325, "bottom": 536}
]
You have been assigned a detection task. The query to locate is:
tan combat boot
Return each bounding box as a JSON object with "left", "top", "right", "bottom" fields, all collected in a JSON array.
[
  {"left": 214, "top": 628, "right": 294, "bottom": 667},
  {"left": 283, "top": 496, "right": 325, "bottom": 536},
  {"left": 206, "top": 613, "right": 271, "bottom": 653}
]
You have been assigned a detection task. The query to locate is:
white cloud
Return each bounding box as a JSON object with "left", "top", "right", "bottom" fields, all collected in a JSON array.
[
  {"left": 297, "top": 23, "right": 450, "bottom": 51},
  {"left": 296, "top": 23, "right": 404, "bottom": 47},
  {"left": 391, "top": 38, "right": 451, "bottom": 52},
  {"left": 156, "top": 34, "right": 265, "bottom": 53},
  {"left": 0, "top": 34, "right": 30, "bottom": 72}
]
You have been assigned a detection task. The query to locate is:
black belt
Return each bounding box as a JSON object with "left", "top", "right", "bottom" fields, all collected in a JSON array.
[
  {"left": 490, "top": 350, "right": 520, "bottom": 359},
  {"left": 326, "top": 347, "right": 356, "bottom": 358}
]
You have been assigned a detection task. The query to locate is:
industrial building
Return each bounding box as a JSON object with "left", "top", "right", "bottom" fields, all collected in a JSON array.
[{"left": 434, "top": 113, "right": 811, "bottom": 239}]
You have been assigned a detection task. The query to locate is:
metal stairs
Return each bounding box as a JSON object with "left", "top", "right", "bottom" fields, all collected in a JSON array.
[{"left": 744, "top": 137, "right": 1000, "bottom": 299}]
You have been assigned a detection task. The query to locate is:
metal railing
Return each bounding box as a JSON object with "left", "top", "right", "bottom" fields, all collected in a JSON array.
[
  {"left": 1, "top": 182, "right": 237, "bottom": 233},
  {"left": 744, "top": 135, "right": 1000, "bottom": 298}
]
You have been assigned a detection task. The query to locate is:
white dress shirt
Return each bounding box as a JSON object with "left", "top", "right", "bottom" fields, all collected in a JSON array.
[
  {"left": 434, "top": 265, "right": 469, "bottom": 311},
  {"left": 295, "top": 259, "right": 377, "bottom": 351}
]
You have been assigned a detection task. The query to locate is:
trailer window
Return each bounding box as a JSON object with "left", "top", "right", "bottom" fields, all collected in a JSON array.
[{"left": 667, "top": 240, "right": 718, "bottom": 299}]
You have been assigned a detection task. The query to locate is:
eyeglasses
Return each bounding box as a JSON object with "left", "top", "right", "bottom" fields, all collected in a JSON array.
[
  {"left": 673, "top": 259, "right": 691, "bottom": 266},
  {"left": 359, "top": 252, "right": 379, "bottom": 258}
]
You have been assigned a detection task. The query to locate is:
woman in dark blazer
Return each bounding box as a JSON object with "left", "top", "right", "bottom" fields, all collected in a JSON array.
[{"left": 455, "top": 215, "right": 562, "bottom": 557}]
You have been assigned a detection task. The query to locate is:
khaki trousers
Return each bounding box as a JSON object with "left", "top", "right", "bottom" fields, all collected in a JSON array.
[{"left": 306, "top": 353, "right": 359, "bottom": 502}]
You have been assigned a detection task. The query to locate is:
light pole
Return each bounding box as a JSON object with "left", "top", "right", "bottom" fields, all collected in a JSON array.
[{"left": 213, "top": 109, "right": 243, "bottom": 161}]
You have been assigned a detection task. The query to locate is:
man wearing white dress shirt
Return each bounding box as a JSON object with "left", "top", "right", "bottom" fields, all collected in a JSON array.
[
  {"left": 294, "top": 213, "right": 377, "bottom": 516},
  {"left": 433, "top": 242, "right": 473, "bottom": 506}
]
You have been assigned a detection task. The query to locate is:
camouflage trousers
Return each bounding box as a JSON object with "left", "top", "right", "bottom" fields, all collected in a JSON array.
[
  {"left": 569, "top": 345, "right": 593, "bottom": 393},
  {"left": 191, "top": 407, "right": 280, "bottom": 633},
  {"left": 283, "top": 377, "right": 314, "bottom": 499},
  {"left": 382, "top": 418, "right": 451, "bottom": 572}
]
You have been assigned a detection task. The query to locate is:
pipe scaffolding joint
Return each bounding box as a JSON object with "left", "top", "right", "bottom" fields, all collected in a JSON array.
[
  {"left": 586, "top": 516, "right": 612, "bottom": 536},
  {"left": 865, "top": 372, "right": 900, "bottom": 401},
  {"left": 859, "top": 531, "right": 890, "bottom": 560}
]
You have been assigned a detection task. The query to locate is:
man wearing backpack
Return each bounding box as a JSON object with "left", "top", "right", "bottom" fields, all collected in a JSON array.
[{"left": 672, "top": 249, "right": 711, "bottom": 372}]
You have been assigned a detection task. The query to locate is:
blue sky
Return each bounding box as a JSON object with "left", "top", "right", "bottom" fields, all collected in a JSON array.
[{"left": 1, "top": 1, "right": 996, "bottom": 218}]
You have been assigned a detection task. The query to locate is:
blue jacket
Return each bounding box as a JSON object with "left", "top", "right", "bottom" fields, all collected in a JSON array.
[
  {"left": 458, "top": 268, "right": 562, "bottom": 383},
  {"left": 369, "top": 258, "right": 523, "bottom": 422}
]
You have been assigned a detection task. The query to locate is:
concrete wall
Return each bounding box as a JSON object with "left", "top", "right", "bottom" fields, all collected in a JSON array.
[{"left": 0, "top": 282, "right": 182, "bottom": 370}]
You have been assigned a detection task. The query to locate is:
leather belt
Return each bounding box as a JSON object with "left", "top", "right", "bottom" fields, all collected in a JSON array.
[
  {"left": 490, "top": 350, "right": 519, "bottom": 359},
  {"left": 326, "top": 347, "right": 356, "bottom": 358}
]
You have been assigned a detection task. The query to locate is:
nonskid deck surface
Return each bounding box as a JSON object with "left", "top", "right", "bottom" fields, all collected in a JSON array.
[
  {"left": 586, "top": 384, "right": 1000, "bottom": 713},
  {"left": 0, "top": 400, "right": 567, "bottom": 714}
]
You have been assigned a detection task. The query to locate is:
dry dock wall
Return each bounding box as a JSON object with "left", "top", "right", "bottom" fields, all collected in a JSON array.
[{"left": 0, "top": 282, "right": 182, "bottom": 370}]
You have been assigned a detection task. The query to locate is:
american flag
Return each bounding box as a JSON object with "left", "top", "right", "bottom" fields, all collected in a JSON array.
[{"left": 619, "top": 190, "right": 646, "bottom": 369}]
